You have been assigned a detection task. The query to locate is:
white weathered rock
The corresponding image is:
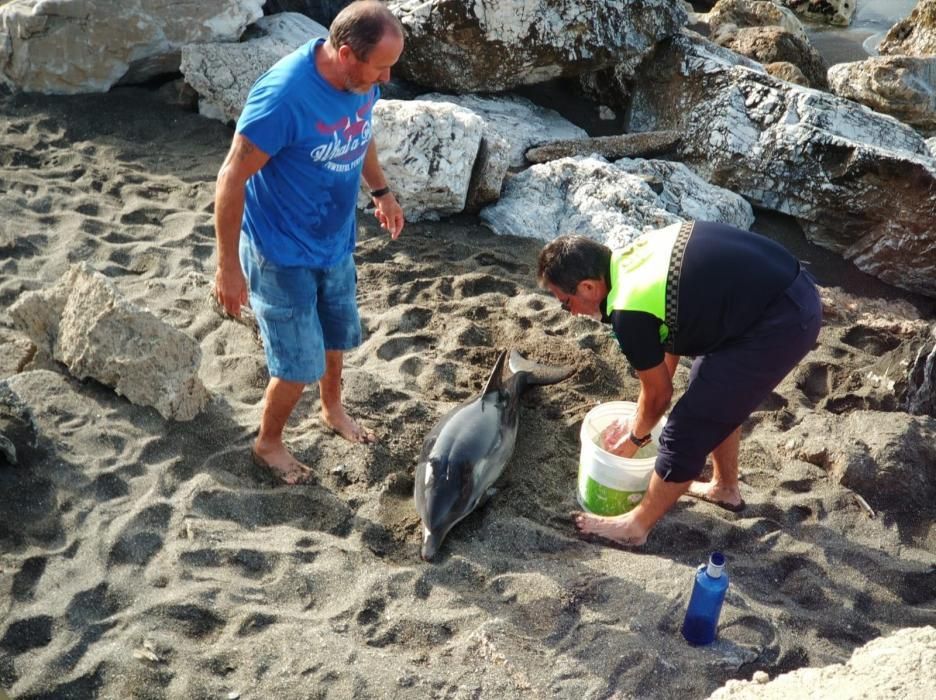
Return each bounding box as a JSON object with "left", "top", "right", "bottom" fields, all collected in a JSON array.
[
  {"left": 180, "top": 13, "right": 328, "bottom": 123},
  {"left": 0, "top": 0, "right": 264, "bottom": 94},
  {"left": 774, "top": 0, "right": 854, "bottom": 27},
  {"left": 613, "top": 158, "right": 754, "bottom": 230},
  {"left": 928, "top": 137, "right": 936, "bottom": 158},
  {"left": 828, "top": 56, "right": 936, "bottom": 131},
  {"left": 363, "top": 100, "right": 485, "bottom": 221},
  {"left": 630, "top": 32, "right": 936, "bottom": 297},
  {"left": 9, "top": 264, "right": 209, "bottom": 421},
  {"left": 417, "top": 93, "right": 588, "bottom": 168},
  {"left": 879, "top": 0, "right": 936, "bottom": 57},
  {"left": 388, "top": 0, "right": 687, "bottom": 93},
  {"left": 479, "top": 155, "right": 752, "bottom": 248},
  {"left": 708, "top": 627, "right": 936, "bottom": 699}
]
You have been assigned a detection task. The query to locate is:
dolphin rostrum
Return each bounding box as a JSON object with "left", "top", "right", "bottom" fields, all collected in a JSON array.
[{"left": 414, "top": 349, "right": 574, "bottom": 560}]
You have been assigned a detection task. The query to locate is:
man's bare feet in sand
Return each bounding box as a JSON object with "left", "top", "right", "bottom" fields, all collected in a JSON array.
[
  {"left": 251, "top": 441, "right": 313, "bottom": 485},
  {"left": 573, "top": 511, "right": 649, "bottom": 547},
  {"left": 685, "top": 480, "right": 745, "bottom": 512},
  {"left": 321, "top": 405, "right": 376, "bottom": 444}
]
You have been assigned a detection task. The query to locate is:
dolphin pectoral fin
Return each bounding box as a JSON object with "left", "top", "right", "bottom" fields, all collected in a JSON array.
[{"left": 508, "top": 350, "right": 575, "bottom": 386}]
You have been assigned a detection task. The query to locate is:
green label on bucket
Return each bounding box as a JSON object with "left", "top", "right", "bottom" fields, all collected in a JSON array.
[{"left": 579, "top": 473, "right": 645, "bottom": 516}]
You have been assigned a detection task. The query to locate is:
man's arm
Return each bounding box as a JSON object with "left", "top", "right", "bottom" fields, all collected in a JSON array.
[
  {"left": 214, "top": 134, "right": 269, "bottom": 317},
  {"left": 633, "top": 361, "right": 674, "bottom": 441},
  {"left": 362, "top": 138, "right": 404, "bottom": 239},
  {"left": 664, "top": 352, "right": 680, "bottom": 379}
]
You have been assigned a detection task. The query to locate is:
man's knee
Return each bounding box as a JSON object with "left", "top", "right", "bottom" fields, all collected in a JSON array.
[{"left": 654, "top": 454, "right": 705, "bottom": 484}]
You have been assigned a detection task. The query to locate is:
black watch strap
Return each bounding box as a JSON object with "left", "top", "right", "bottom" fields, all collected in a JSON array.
[
  {"left": 629, "top": 431, "right": 652, "bottom": 448},
  {"left": 369, "top": 186, "right": 391, "bottom": 198}
]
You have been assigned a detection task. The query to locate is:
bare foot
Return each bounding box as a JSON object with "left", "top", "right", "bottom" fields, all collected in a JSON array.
[
  {"left": 573, "top": 511, "right": 649, "bottom": 547},
  {"left": 251, "top": 442, "right": 313, "bottom": 485},
  {"left": 321, "top": 406, "right": 377, "bottom": 444},
  {"left": 685, "top": 480, "right": 745, "bottom": 512}
]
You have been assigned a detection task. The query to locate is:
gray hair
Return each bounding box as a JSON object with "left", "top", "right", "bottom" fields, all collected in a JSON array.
[{"left": 328, "top": 1, "right": 403, "bottom": 61}]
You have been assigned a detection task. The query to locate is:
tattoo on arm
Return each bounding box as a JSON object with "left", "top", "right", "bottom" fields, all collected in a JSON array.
[{"left": 234, "top": 139, "right": 255, "bottom": 162}]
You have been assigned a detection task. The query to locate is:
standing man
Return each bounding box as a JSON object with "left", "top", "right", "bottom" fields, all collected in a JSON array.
[
  {"left": 214, "top": 1, "right": 405, "bottom": 484},
  {"left": 537, "top": 220, "right": 821, "bottom": 545}
]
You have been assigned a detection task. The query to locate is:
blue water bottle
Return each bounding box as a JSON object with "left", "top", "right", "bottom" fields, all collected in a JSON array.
[{"left": 681, "top": 551, "right": 729, "bottom": 645}]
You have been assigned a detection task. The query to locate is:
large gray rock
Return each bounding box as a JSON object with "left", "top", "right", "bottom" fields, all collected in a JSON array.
[
  {"left": 719, "top": 25, "right": 828, "bottom": 89},
  {"left": 363, "top": 100, "right": 485, "bottom": 221},
  {"left": 479, "top": 155, "right": 753, "bottom": 248},
  {"left": 8, "top": 264, "right": 209, "bottom": 421},
  {"left": 708, "top": 627, "right": 936, "bottom": 699},
  {"left": 630, "top": 32, "right": 936, "bottom": 298},
  {"left": 828, "top": 56, "right": 936, "bottom": 132},
  {"left": 784, "top": 411, "right": 936, "bottom": 515},
  {"left": 180, "top": 13, "right": 328, "bottom": 123},
  {"left": 906, "top": 325, "right": 936, "bottom": 417},
  {"left": 594, "top": 29, "right": 764, "bottom": 120},
  {"left": 0, "top": 0, "right": 264, "bottom": 94},
  {"left": 0, "top": 382, "right": 38, "bottom": 468},
  {"left": 706, "top": 0, "right": 807, "bottom": 42},
  {"left": 388, "top": 0, "right": 688, "bottom": 93},
  {"left": 262, "top": 0, "right": 350, "bottom": 25},
  {"left": 799, "top": 288, "right": 935, "bottom": 418},
  {"left": 879, "top": 0, "right": 936, "bottom": 57}
]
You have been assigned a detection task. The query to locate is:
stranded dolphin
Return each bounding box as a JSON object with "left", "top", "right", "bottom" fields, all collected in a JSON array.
[{"left": 414, "top": 349, "right": 574, "bottom": 560}]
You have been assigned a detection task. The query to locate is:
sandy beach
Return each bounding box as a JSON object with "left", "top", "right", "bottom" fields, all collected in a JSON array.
[{"left": 1, "top": 83, "right": 935, "bottom": 699}]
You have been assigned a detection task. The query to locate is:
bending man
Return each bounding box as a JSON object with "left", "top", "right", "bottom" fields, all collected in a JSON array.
[{"left": 538, "top": 220, "right": 821, "bottom": 545}]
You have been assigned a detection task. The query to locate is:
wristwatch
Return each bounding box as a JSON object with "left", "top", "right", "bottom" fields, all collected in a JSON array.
[
  {"left": 628, "top": 431, "right": 653, "bottom": 448},
  {"left": 369, "top": 186, "right": 392, "bottom": 198}
]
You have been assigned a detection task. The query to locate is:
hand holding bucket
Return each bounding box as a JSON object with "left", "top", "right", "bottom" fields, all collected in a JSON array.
[{"left": 599, "top": 417, "right": 635, "bottom": 456}]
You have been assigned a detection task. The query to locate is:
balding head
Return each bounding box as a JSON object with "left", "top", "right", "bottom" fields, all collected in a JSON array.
[{"left": 329, "top": 1, "right": 404, "bottom": 61}]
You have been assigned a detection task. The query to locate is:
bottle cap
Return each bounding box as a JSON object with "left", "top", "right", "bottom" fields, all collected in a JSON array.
[{"left": 707, "top": 551, "right": 726, "bottom": 578}]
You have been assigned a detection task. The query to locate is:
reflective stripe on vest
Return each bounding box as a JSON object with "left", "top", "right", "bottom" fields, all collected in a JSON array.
[{"left": 606, "top": 222, "right": 682, "bottom": 345}]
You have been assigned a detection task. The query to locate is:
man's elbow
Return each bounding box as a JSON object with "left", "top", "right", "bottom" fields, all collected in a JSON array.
[{"left": 649, "top": 386, "right": 673, "bottom": 415}]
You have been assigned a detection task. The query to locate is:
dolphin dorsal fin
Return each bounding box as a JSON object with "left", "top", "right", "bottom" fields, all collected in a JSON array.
[{"left": 480, "top": 349, "right": 508, "bottom": 398}]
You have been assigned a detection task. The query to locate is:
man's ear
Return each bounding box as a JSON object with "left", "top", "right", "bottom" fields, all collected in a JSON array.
[
  {"left": 337, "top": 44, "right": 356, "bottom": 65},
  {"left": 578, "top": 278, "right": 605, "bottom": 301}
]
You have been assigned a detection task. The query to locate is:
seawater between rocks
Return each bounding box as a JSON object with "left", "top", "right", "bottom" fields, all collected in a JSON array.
[{"left": 807, "top": 0, "right": 917, "bottom": 65}]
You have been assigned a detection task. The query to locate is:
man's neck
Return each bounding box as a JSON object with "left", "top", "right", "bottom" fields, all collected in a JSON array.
[{"left": 315, "top": 41, "right": 346, "bottom": 91}]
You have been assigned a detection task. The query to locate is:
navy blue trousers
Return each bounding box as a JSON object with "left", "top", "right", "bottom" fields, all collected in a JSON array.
[{"left": 655, "top": 267, "right": 822, "bottom": 483}]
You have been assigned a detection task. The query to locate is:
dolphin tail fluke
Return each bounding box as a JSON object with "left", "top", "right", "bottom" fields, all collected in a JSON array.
[
  {"left": 480, "top": 349, "right": 509, "bottom": 397},
  {"left": 508, "top": 350, "right": 575, "bottom": 386}
]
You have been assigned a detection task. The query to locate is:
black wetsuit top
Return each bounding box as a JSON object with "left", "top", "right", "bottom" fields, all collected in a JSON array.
[{"left": 606, "top": 221, "right": 799, "bottom": 371}]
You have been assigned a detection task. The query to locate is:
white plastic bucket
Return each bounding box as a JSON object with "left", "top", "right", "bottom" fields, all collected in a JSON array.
[{"left": 578, "top": 401, "right": 666, "bottom": 516}]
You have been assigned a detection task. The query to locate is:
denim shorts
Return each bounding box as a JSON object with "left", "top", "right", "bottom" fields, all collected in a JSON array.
[
  {"left": 239, "top": 235, "right": 361, "bottom": 383},
  {"left": 655, "top": 266, "right": 822, "bottom": 483}
]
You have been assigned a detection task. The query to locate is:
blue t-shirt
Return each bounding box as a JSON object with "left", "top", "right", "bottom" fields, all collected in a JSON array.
[{"left": 237, "top": 38, "right": 379, "bottom": 268}]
